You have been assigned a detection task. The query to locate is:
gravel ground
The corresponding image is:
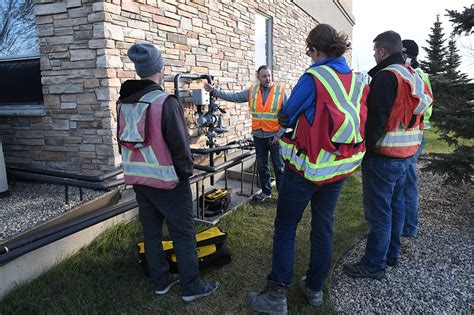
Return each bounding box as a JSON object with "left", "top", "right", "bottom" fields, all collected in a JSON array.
[
  {"left": 331, "top": 162, "right": 473, "bottom": 313},
  {"left": 0, "top": 181, "right": 103, "bottom": 242}
]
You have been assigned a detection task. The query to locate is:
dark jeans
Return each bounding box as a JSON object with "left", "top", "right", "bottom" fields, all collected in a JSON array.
[
  {"left": 133, "top": 180, "right": 201, "bottom": 295},
  {"left": 403, "top": 137, "right": 424, "bottom": 236},
  {"left": 268, "top": 166, "right": 345, "bottom": 291},
  {"left": 361, "top": 156, "right": 409, "bottom": 270},
  {"left": 254, "top": 136, "right": 285, "bottom": 195}
]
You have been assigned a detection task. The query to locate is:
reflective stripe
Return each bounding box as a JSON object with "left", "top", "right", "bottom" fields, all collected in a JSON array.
[
  {"left": 415, "top": 68, "right": 433, "bottom": 94},
  {"left": 122, "top": 147, "right": 131, "bottom": 162},
  {"left": 415, "top": 68, "right": 433, "bottom": 129},
  {"left": 140, "top": 146, "right": 159, "bottom": 164},
  {"left": 249, "top": 84, "right": 260, "bottom": 112},
  {"left": 376, "top": 128, "right": 423, "bottom": 147},
  {"left": 316, "top": 149, "right": 336, "bottom": 164},
  {"left": 252, "top": 112, "right": 278, "bottom": 120},
  {"left": 120, "top": 103, "right": 149, "bottom": 142},
  {"left": 119, "top": 90, "right": 164, "bottom": 143},
  {"left": 280, "top": 141, "right": 364, "bottom": 182},
  {"left": 270, "top": 83, "right": 284, "bottom": 113},
  {"left": 306, "top": 66, "right": 364, "bottom": 144},
  {"left": 250, "top": 83, "right": 283, "bottom": 122},
  {"left": 385, "top": 65, "right": 433, "bottom": 115},
  {"left": 122, "top": 161, "right": 178, "bottom": 181}
]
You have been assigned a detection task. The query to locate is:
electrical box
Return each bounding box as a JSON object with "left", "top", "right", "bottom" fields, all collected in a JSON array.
[{"left": 192, "top": 89, "right": 210, "bottom": 105}]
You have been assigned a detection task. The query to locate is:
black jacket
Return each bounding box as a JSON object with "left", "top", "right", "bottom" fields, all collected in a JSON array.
[
  {"left": 119, "top": 80, "right": 193, "bottom": 180},
  {"left": 365, "top": 53, "right": 405, "bottom": 155}
]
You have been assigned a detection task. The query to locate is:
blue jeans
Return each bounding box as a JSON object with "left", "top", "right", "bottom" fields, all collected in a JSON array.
[
  {"left": 133, "top": 180, "right": 201, "bottom": 295},
  {"left": 403, "top": 137, "right": 425, "bottom": 236},
  {"left": 361, "top": 156, "right": 409, "bottom": 270},
  {"left": 254, "top": 136, "right": 285, "bottom": 195},
  {"left": 268, "top": 166, "right": 345, "bottom": 291}
]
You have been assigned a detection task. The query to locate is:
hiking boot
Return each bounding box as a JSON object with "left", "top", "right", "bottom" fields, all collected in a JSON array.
[
  {"left": 343, "top": 262, "right": 385, "bottom": 280},
  {"left": 299, "top": 276, "right": 323, "bottom": 308},
  {"left": 181, "top": 280, "right": 219, "bottom": 302},
  {"left": 155, "top": 273, "right": 180, "bottom": 295},
  {"left": 386, "top": 257, "right": 399, "bottom": 267},
  {"left": 401, "top": 231, "right": 418, "bottom": 238},
  {"left": 253, "top": 192, "right": 271, "bottom": 202},
  {"left": 247, "top": 280, "right": 288, "bottom": 315}
]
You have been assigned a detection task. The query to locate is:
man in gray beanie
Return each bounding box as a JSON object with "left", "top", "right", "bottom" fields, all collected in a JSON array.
[{"left": 117, "top": 43, "right": 218, "bottom": 301}]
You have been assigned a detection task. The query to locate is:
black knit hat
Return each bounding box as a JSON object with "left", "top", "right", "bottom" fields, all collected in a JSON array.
[{"left": 402, "top": 39, "right": 419, "bottom": 57}]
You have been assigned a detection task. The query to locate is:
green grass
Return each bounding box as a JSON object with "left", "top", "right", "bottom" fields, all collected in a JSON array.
[
  {"left": 2, "top": 128, "right": 457, "bottom": 313},
  {"left": 1, "top": 176, "right": 367, "bottom": 314},
  {"left": 423, "top": 127, "right": 474, "bottom": 154}
]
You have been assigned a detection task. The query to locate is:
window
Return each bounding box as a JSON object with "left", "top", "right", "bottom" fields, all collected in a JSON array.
[
  {"left": 254, "top": 14, "right": 272, "bottom": 70},
  {"left": 0, "top": 1, "right": 43, "bottom": 115},
  {"left": 0, "top": 56, "right": 43, "bottom": 110}
]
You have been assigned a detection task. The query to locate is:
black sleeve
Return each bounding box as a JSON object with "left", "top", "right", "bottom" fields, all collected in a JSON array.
[
  {"left": 161, "top": 96, "right": 194, "bottom": 180},
  {"left": 365, "top": 71, "right": 398, "bottom": 152}
]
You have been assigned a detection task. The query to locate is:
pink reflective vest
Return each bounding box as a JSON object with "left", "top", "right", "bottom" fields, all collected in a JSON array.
[{"left": 117, "top": 90, "right": 179, "bottom": 190}]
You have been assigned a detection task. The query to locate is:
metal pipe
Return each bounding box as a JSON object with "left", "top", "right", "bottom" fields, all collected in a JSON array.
[
  {"left": 1, "top": 190, "right": 121, "bottom": 253},
  {"left": 0, "top": 198, "right": 138, "bottom": 265},
  {"left": 174, "top": 73, "right": 212, "bottom": 98},
  {"left": 7, "top": 170, "right": 124, "bottom": 190},
  {"left": 190, "top": 143, "right": 251, "bottom": 155},
  {"left": 7, "top": 167, "right": 123, "bottom": 182},
  {"left": 193, "top": 151, "right": 254, "bottom": 173},
  {"left": 0, "top": 151, "right": 255, "bottom": 264}
]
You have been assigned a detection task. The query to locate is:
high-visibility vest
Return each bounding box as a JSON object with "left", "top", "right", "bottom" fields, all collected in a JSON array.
[
  {"left": 415, "top": 67, "right": 434, "bottom": 129},
  {"left": 248, "top": 82, "right": 285, "bottom": 132},
  {"left": 374, "top": 64, "right": 434, "bottom": 158},
  {"left": 117, "top": 89, "right": 179, "bottom": 190},
  {"left": 280, "top": 65, "right": 369, "bottom": 185}
]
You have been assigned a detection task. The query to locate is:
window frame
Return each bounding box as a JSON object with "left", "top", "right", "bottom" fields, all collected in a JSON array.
[
  {"left": 0, "top": 55, "right": 45, "bottom": 117},
  {"left": 254, "top": 13, "right": 273, "bottom": 70}
]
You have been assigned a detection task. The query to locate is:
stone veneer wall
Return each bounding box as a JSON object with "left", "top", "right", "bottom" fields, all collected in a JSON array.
[
  {"left": 0, "top": 0, "right": 119, "bottom": 174},
  {"left": 0, "top": 0, "right": 352, "bottom": 174}
]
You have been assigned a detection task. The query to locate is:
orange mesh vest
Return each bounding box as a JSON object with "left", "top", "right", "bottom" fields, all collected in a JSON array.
[{"left": 248, "top": 83, "right": 285, "bottom": 132}]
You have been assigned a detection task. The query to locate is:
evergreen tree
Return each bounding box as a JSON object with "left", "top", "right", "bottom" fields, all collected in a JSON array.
[
  {"left": 445, "top": 38, "right": 469, "bottom": 85},
  {"left": 422, "top": 15, "right": 473, "bottom": 184},
  {"left": 421, "top": 15, "right": 448, "bottom": 75},
  {"left": 446, "top": 5, "right": 474, "bottom": 35}
]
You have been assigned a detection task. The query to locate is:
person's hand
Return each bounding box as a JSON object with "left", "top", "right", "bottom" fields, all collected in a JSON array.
[
  {"left": 204, "top": 82, "right": 215, "bottom": 93},
  {"left": 278, "top": 111, "right": 289, "bottom": 128}
]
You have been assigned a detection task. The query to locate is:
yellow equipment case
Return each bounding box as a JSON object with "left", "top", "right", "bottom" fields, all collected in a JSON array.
[
  {"left": 198, "top": 188, "right": 232, "bottom": 215},
  {"left": 137, "top": 226, "right": 231, "bottom": 275}
]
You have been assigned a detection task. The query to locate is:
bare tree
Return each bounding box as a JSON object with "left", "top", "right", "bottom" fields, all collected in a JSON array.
[{"left": 0, "top": 0, "right": 38, "bottom": 58}]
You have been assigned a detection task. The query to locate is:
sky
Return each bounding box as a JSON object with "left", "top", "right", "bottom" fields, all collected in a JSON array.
[{"left": 352, "top": 0, "right": 473, "bottom": 77}]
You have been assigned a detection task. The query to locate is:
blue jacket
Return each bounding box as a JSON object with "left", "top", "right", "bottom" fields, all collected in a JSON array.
[{"left": 282, "top": 57, "right": 351, "bottom": 127}]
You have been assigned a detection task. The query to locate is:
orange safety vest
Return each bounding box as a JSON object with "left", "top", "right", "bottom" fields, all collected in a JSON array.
[
  {"left": 248, "top": 83, "right": 285, "bottom": 132},
  {"left": 374, "top": 64, "right": 433, "bottom": 158}
]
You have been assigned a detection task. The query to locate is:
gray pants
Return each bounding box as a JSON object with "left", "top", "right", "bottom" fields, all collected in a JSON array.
[{"left": 133, "top": 179, "right": 201, "bottom": 295}]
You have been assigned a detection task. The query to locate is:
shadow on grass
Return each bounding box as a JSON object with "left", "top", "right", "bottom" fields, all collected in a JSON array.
[{"left": 0, "top": 176, "right": 367, "bottom": 314}]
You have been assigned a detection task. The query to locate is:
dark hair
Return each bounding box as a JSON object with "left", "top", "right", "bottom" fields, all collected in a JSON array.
[
  {"left": 373, "top": 31, "right": 402, "bottom": 55},
  {"left": 257, "top": 65, "right": 270, "bottom": 74},
  {"left": 306, "top": 24, "right": 350, "bottom": 57}
]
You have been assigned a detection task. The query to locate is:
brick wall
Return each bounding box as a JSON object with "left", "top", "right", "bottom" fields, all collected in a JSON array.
[{"left": 0, "top": 0, "right": 353, "bottom": 174}]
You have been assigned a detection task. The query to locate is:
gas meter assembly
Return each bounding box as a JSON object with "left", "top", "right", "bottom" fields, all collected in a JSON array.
[{"left": 173, "top": 72, "right": 256, "bottom": 223}]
